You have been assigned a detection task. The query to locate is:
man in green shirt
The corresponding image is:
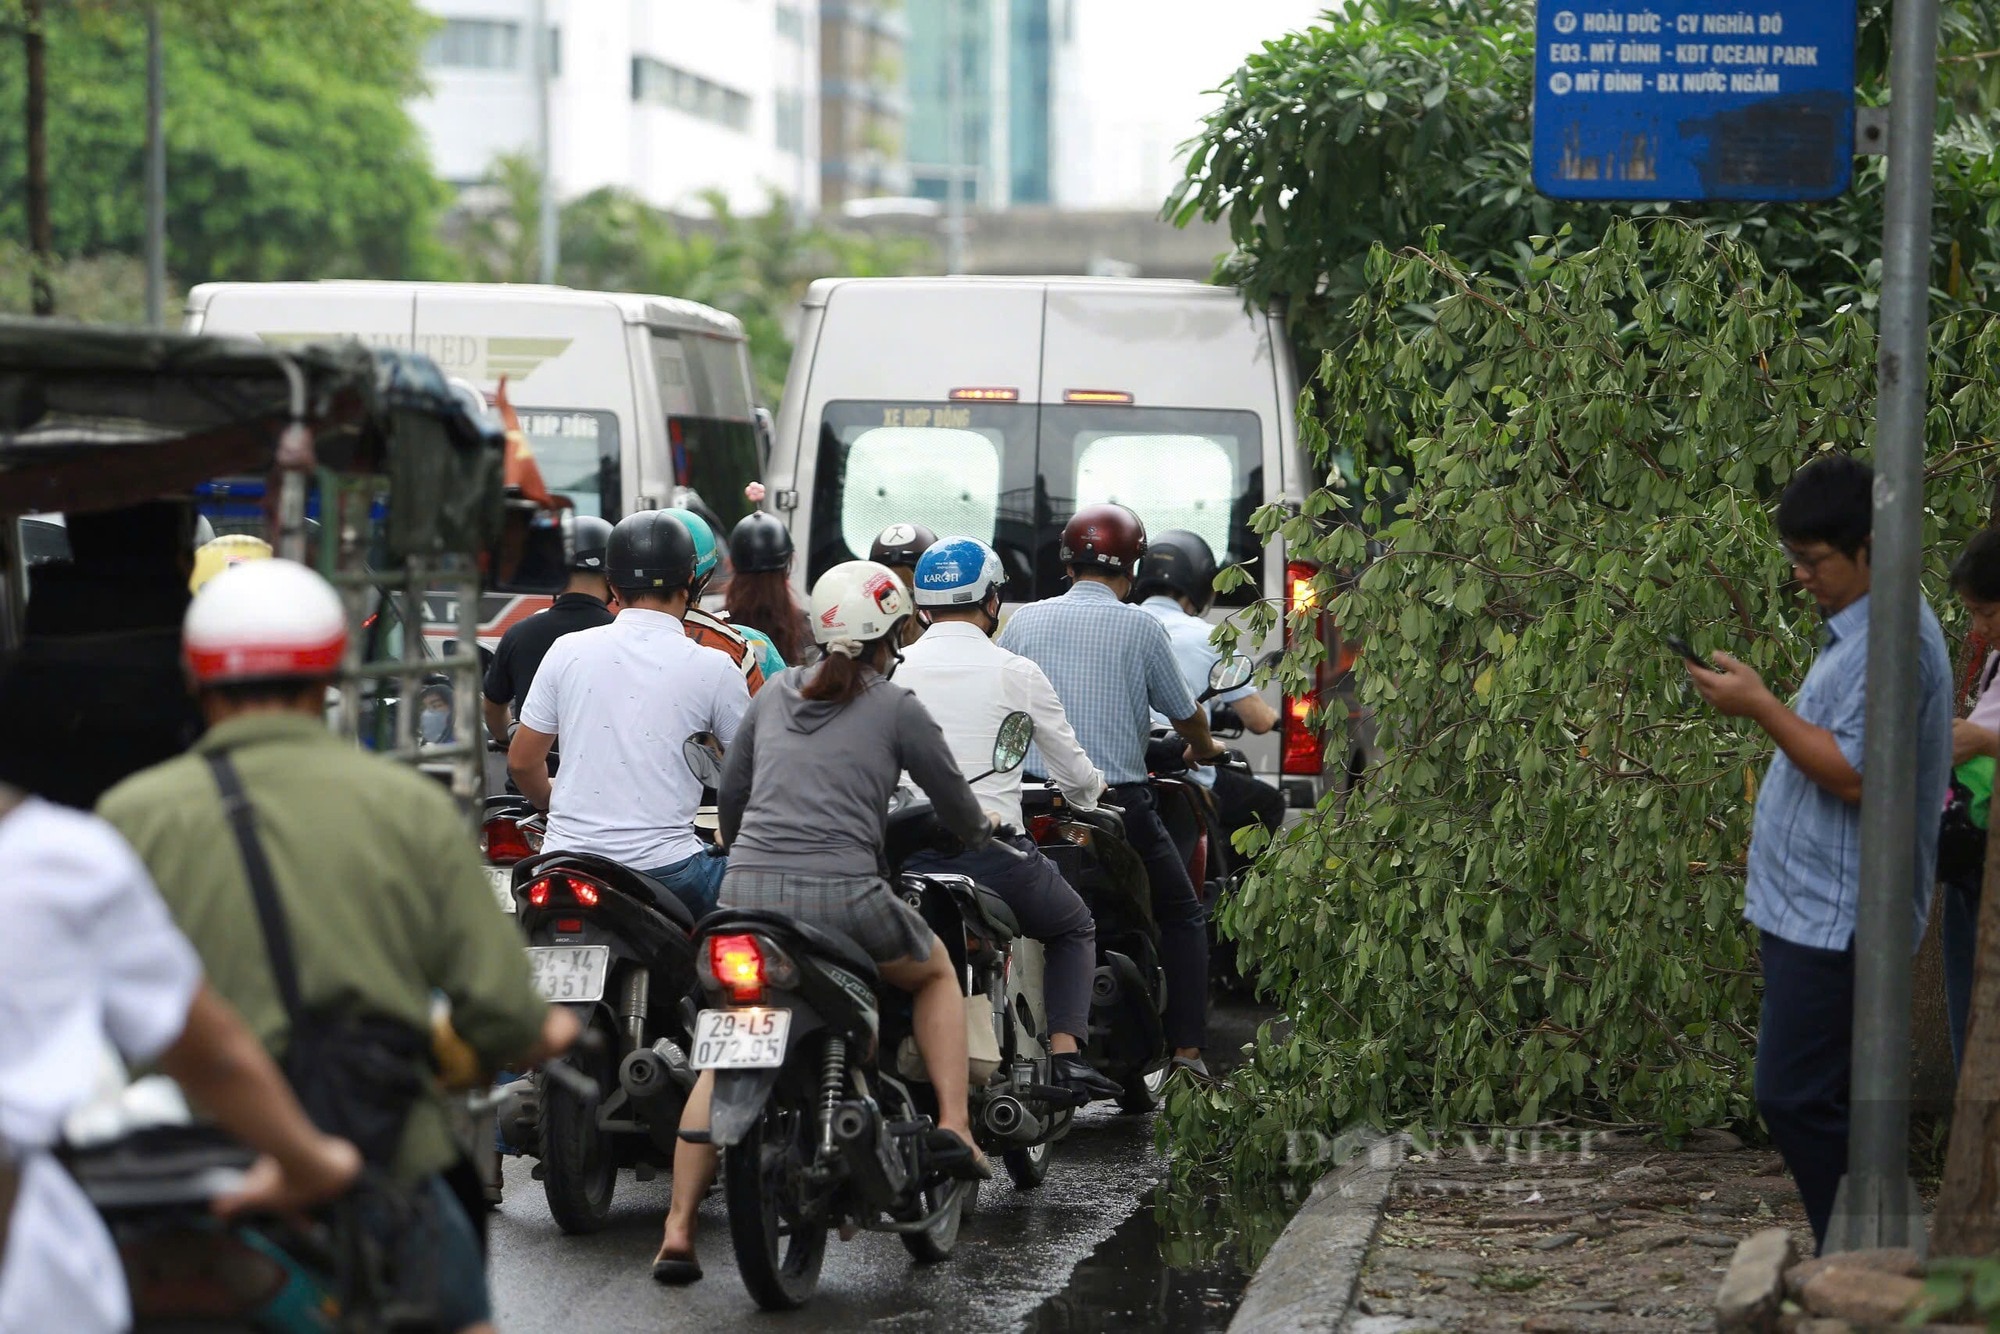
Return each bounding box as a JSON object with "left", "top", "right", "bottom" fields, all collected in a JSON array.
[{"left": 99, "top": 559, "right": 575, "bottom": 1334}]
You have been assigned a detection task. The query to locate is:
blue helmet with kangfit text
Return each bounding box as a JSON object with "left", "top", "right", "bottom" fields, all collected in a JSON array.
[{"left": 912, "top": 537, "right": 1005, "bottom": 608}]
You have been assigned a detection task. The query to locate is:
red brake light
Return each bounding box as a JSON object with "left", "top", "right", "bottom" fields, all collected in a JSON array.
[
  {"left": 482, "top": 817, "right": 534, "bottom": 865},
  {"left": 1283, "top": 560, "right": 1326, "bottom": 777},
  {"left": 709, "top": 933, "right": 765, "bottom": 1002},
  {"left": 555, "top": 918, "right": 583, "bottom": 933},
  {"left": 568, "top": 877, "right": 601, "bottom": 908},
  {"left": 1027, "top": 813, "right": 1057, "bottom": 844},
  {"left": 528, "top": 877, "right": 552, "bottom": 908}
]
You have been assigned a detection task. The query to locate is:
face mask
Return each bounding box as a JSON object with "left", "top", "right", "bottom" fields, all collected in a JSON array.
[{"left": 419, "top": 709, "right": 450, "bottom": 743}]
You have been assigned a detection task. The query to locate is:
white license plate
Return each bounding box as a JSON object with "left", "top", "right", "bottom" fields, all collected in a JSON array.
[
  {"left": 528, "top": 945, "right": 610, "bottom": 1003},
  {"left": 485, "top": 865, "right": 516, "bottom": 912},
  {"left": 690, "top": 1008, "right": 792, "bottom": 1069}
]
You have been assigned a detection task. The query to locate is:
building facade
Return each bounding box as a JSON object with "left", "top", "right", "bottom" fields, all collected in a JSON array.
[
  {"left": 903, "top": 0, "right": 1053, "bottom": 209},
  {"left": 412, "top": 0, "right": 820, "bottom": 215},
  {"left": 817, "top": 0, "right": 913, "bottom": 206}
]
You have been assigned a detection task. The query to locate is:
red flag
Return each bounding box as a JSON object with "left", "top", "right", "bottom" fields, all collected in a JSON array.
[{"left": 494, "top": 376, "right": 555, "bottom": 508}]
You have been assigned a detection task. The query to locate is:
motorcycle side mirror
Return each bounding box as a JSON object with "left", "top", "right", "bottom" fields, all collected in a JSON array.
[
  {"left": 1200, "top": 652, "right": 1255, "bottom": 701},
  {"left": 682, "top": 732, "right": 726, "bottom": 787},
  {"left": 966, "top": 710, "right": 1035, "bottom": 784}
]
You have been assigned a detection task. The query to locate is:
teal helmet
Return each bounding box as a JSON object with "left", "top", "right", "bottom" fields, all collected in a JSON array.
[
  {"left": 737, "top": 624, "right": 788, "bottom": 679},
  {"left": 664, "top": 507, "right": 720, "bottom": 588}
]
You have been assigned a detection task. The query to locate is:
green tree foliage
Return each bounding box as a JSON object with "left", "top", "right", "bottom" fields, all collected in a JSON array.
[
  {"left": 1168, "top": 0, "right": 2000, "bottom": 360},
  {"left": 0, "top": 0, "right": 450, "bottom": 297},
  {"left": 1168, "top": 220, "right": 2000, "bottom": 1192},
  {"left": 452, "top": 154, "right": 931, "bottom": 403}
]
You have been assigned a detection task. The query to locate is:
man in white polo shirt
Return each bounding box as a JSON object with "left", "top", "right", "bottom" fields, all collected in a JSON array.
[
  {"left": 508, "top": 511, "right": 750, "bottom": 916},
  {"left": 896, "top": 537, "right": 1120, "bottom": 1100}
]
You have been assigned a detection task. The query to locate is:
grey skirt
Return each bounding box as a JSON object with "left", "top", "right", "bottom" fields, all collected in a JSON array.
[{"left": 718, "top": 869, "right": 934, "bottom": 964}]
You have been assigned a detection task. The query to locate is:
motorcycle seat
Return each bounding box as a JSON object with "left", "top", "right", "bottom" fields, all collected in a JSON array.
[
  {"left": 629, "top": 871, "right": 697, "bottom": 930},
  {"left": 971, "top": 886, "right": 1021, "bottom": 940},
  {"left": 701, "top": 908, "right": 880, "bottom": 983}
]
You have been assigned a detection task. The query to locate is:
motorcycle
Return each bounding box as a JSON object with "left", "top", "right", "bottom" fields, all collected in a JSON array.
[
  {"left": 679, "top": 718, "right": 1062, "bottom": 1310},
  {"left": 479, "top": 795, "right": 542, "bottom": 914},
  {"left": 500, "top": 843, "right": 704, "bottom": 1233}
]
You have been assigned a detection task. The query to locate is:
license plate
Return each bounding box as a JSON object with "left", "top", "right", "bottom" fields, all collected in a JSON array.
[
  {"left": 528, "top": 945, "right": 610, "bottom": 1003},
  {"left": 690, "top": 1008, "right": 791, "bottom": 1069},
  {"left": 485, "top": 865, "right": 515, "bottom": 912}
]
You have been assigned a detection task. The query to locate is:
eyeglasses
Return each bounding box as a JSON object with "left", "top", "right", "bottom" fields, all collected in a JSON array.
[{"left": 1781, "top": 543, "right": 1840, "bottom": 575}]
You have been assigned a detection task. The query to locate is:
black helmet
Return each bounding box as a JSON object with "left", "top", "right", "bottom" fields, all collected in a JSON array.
[
  {"left": 729, "top": 512, "right": 794, "bottom": 574},
  {"left": 868, "top": 522, "right": 938, "bottom": 569},
  {"left": 570, "top": 514, "right": 613, "bottom": 574},
  {"left": 605, "top": 510, "right": 698, "bottom": 595},
  {"left": 1132, "top": 528, "right": 1219, "bottom": 613}
]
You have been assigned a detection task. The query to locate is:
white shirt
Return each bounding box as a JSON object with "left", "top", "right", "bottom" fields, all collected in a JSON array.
[
  {"left": 0, "top": 797, "right": 203, "bottom": 1334},
  {"left": 897, "top": 621, "right": 1105, "bottom": 828},
  {"left": 521, "top": 608, "right": 751, "bottom": 869},
  {"left": 1140, "top": 595, "right": 1258, "bottom": 789}
]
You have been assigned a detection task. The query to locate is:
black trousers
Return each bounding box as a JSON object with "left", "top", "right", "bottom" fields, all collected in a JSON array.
[
  {"left": 1214, "top": 766, "right": 1286, "bottom": 840},
  {"left": 1755, "top": 932, "right": 1854, "bottom": 1252},
  {"left": 1109, "top": 783, "right": 1208, "bottom": 1051}
]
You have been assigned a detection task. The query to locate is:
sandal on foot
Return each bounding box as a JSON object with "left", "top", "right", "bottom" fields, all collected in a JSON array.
[
  {"left": 924, "top": 1128, "right": 994, "bottom": 1182},
  {"left": 651, "top": 1251, "right": 702, "bottom": 1285}
]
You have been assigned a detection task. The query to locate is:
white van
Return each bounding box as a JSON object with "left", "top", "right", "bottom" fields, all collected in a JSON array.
[
  {"left": 765, "top": 276, "right": 1336, "bottom": 804},
  {"left": 187, "top": 281, "right": 763, "bottom": 642}
]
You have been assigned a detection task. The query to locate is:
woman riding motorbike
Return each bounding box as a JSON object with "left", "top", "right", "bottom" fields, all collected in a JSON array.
[
  {"left": 652, "top": 560, "right": 994, "bottom": 1284},
  {"left": 723, "top": 512, "right": 813, "bottom": 666}
]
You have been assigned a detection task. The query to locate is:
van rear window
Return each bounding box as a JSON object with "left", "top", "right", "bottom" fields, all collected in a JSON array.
[
  {"left": 807, "top": 401, "right": 1263, "bottom": 603},
  {"left": 520, "top": 408, "right": 620, "bottom": 520}
]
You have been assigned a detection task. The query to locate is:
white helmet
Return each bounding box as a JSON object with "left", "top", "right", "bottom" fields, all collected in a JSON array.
[
  {"left": 809, "top": 560, "right": 910, "bottom": 657},
  {"left": 183, "top": 559, "right": 347, "bottom": 686}
]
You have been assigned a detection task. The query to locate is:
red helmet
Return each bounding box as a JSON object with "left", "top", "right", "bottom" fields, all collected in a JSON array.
[{"left": 1059, "top": 504, "right": 1148, "bottom": 577}]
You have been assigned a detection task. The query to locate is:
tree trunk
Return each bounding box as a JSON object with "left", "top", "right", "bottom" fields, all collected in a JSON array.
[
  {"left": 23, "top": 0, "right": 52, "bottom": 316},
  {"left": 1932, "top": 790, "right": 2000, "bottom": 1253}
]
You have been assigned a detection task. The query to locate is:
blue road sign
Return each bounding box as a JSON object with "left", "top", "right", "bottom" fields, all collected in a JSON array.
[{"left": 1533, "top": 2, "right": 1857, "bottom": 201}]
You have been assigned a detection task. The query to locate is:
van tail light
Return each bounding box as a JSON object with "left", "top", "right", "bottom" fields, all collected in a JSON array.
[
  {"left": 1062, "top": 389, "right": 1134, "bottom": 404},
  {"left": 1282, "top": 560, "right": 1326, "bottom": 777},
  {"left": 482, "top": 816, "right": 535, "bottom": 865},
  {"left": 948, "top": 387, "right": 1019, "bottom": 401},
  {"left": 709, "top": 934, "right": 766, "bottom": 1003}
]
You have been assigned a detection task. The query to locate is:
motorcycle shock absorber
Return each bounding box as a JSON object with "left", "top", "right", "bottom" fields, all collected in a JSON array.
[
  {"left": 620, "top": 969, "right": 651, "bottom": 1049},
  {"left": 818, "top": 1036, "right": 848, "bottom": 1160}
]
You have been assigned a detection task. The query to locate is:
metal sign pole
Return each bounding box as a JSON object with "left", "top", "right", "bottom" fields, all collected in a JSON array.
[{"left": 1828, "top": 0, "right": 1939, "bottom": 1255}]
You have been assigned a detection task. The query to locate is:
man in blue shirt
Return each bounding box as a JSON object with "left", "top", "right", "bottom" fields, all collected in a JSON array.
[
  {"left": 1688, "top": 454, "right": 1952, "bottom": 1251},
  {"left": 998, "top": 504, "right": 1227, "bottom": 1075}
]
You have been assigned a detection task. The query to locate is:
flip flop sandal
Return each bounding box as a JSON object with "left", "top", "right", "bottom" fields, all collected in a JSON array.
[
  {"left": 651, "top": 1252, "right": 703, "bottom": 1285},
  {"left": 924, "top": 1128, "right": 994, "bottom": 1182}
]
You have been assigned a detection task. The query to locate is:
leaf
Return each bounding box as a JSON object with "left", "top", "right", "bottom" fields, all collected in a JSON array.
[{"left": 1364, "top": 89, "right": 1388, "bottom": 111}]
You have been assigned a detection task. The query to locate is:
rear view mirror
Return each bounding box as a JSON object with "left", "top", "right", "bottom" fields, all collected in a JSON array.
[
  {"left": 1205, "top": 653, "right": 1254, "bottom": 699},
  {"left": 683, "top": 732, "right": 725, "bottom": 787},
  {"left": 991, "top": 710, "right": 1034, "bottom": 775}
]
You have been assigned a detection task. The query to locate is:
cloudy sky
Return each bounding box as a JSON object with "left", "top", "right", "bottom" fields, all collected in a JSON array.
[{"left": 1056, "top": 0, "right": 1337, "bottom": 209}]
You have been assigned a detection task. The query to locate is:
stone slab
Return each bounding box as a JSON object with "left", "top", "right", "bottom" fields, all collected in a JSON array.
[
  {"left": 1714, "top": 1227, "right": 1794, "bottom": 1333},
  {"left": 1228, "top": 1134, "right": 1410, "bottom": 1334}
]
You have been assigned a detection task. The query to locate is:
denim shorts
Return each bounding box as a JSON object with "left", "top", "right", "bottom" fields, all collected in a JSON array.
[{"left": 641, "top": 849, "right": 729, "bottom": 915}]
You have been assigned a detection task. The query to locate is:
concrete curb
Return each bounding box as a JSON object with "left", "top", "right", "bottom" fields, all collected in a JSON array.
[{"left": 1228, "top": 1133, "right": 1411, "bottom": 1334}]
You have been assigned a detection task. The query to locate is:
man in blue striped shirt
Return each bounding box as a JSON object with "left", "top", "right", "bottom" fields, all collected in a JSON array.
[
  {"left": 999, "top": 504, "right": 1227, "bottom": 1076},
  {"left": 1688, "top": 454, "right": 1952, "bottom": 1251}
]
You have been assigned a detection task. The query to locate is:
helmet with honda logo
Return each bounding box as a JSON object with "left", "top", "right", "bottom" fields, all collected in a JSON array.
[
  {"left": 1058, "top": 503, "right": 1148, "bottom": 578},
  {"left": 912, "top": 536, "right": 1005, "bottom": 608},
  {"left": 809, "top": 560, "right": 910, "bottom": 656},
  {"left": 183, "top": 559, "right": 347, "bottom": 686}
]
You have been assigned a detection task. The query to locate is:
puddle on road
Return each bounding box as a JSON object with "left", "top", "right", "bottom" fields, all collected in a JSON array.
[{"left": 1019, "top": 1182, "right": 1299, "bottom": 1333}]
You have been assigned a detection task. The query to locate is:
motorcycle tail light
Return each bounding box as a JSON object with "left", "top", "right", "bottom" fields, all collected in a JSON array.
[
  {"left": 527, "top": 877, "right": 553, "bottom": 908},
  {"left": 1283, "top": 559, "right": 1327, "bottom": 777},
  {"left": 1028, "top": 813, "right": 1057, "bottom": 844},
  {"left": 1059, "top": 824, "right": 1093, "bottom": 847},
  {"left": 482, "top": 817, "right": 535, "bottom": 865},
  {"left": 709, "top": 933, "right": 765, "bottom": 1002},
  {"left": 554, "top": 918, "right": 583, "bottom": 933},
  {"left": 567, "top": 877, "right": 601, "bottom": 908}
]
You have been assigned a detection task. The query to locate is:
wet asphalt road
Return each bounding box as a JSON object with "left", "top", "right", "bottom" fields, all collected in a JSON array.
[{"left": 487, "top": 1003, "right": 1271, "bottom": 1332}]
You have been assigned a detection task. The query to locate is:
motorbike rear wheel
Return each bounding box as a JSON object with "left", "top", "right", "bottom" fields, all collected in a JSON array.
[
  {"left": 725, "top": 1107, "right": 827, "bottom": 1310},
  {"left": 538, "top": 1038, "right": 617, "bottom": 1233},
  {"left": 1002, "top": 1137, "right": 1051, "bottom": 1189},
  {"left": 900, "top": 1175, "right": 969, "bottom": 1263},
  {"left": 1116, "top": 1063, "right": 1169, "bottom": 1115}
]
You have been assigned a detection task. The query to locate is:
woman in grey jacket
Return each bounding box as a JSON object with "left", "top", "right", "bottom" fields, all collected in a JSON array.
[{"left": 654, "top": 560, "right": 993, "bottom": 1284}]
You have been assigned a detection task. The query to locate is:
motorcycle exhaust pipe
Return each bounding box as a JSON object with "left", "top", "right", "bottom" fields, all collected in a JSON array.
[
  {"left": 620, "top": 1038, "right": 696, "bottom": 1110},
  {"left": 832, "top": 1100, "right": 908, "bottom": 1200},
  {"left": 494, "top": 1078, "right": 540, "bottom": 1155},
  {"left": 980, "top": 1092, "right": 1047, "bottom": 1147},
  {"left": 1091, "top": 964, "right": 1121, "bottom": 1004}
]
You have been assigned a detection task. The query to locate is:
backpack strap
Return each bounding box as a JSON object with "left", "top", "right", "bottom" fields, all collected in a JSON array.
[{"left": 205, "top": 752, "right": 306, "bottom": 1023}]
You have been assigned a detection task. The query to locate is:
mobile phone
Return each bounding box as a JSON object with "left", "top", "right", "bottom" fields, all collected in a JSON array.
[{"left": 1665, "top": 633, "right": 1719, "bottom": 672}]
